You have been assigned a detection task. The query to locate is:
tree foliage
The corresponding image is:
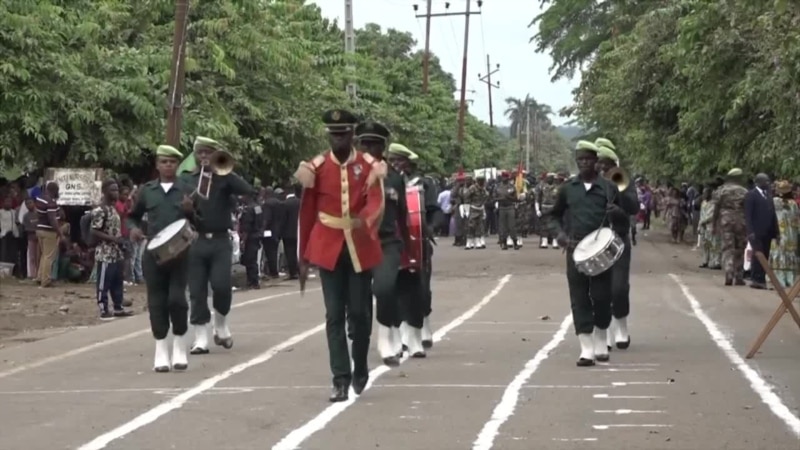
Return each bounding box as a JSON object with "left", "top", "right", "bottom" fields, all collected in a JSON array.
[
  {"left": 0, "top": 0, "right": 508, "bottom": 182},
  {"left": 531, "top": 0, "right": 800, "bottom": 180},
  {"left": 502, "top": 95, "right": 574, "bottom": 173}
]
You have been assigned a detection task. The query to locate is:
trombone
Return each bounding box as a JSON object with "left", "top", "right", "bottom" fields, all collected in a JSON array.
[
  {"left": 196, "top": 150, "right": 235, "bottom": 199},
  {"left": 604, "top": 166, "right": 630, "bottom": 192}
]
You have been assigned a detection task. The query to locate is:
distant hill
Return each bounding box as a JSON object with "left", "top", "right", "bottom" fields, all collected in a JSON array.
[{"left": 555, "top": 125, "right": 583, "bottom": 142}]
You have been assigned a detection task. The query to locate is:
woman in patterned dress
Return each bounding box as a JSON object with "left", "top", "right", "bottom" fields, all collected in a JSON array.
[
  {"left": 698, "top": 187, "right": 721, "bottom": 269},
  {"left": 769, "top": 180, "right": 800, "bottom": 288}
]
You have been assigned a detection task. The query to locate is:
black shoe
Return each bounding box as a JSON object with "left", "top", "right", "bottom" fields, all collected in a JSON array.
[
  {"left": 329, "top": 384, "right": 349, "bottom": 402},
  {"left": 616, "top": 337, "right": 631, "bottom": 350},
  {"left": 596, "top": 353, "right": 610, "bottom": 362},
  {"left": 113, "top": 310, "right": 134, "bottom": 317},
  {"left": 422, "top": 340, "right": 433, "bottom": 349},
  {"left": 576, "top": 358, "right": 595, "bottom": 367},
  {"left": 353, "top": 375, "right": 369, "bottom": 395},
  {"left": 382, "top": 356, "right": 400, "bottom": 367},
  {"left": 99, "top": 311, "right": 114, "bottom": 320}
]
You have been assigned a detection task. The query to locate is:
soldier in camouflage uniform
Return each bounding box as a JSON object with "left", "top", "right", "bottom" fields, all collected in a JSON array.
[
  {"left": 466, "top": 175, "right": 489, "bottom": 249},
  {"left": 452, "top": 175, "right": 468, "bottom": 246},
  {"left": 535, "top": 173, "right": 560, "bottom": 248},
  {"left": 493, "top": 171, "right": 519, "bottom": 250},
  {"left": 713, "top": 168, "right": 748, "bottom": 286}
]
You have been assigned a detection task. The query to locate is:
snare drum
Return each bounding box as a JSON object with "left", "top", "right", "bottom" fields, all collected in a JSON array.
[
  {"left": 572, "top": 227, "right": 625, "bottom": 276},
  {"left": 146, "top": 219, "right": 197, "bottom": 265}
]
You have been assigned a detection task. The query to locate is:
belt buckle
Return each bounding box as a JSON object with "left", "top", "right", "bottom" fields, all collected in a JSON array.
[{"left": 204, "top": 233, "right": 213, "bottom": 239}]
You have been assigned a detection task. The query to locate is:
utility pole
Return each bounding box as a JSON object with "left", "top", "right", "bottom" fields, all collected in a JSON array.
[
  {"left": 165, "top": 0, "right": 190, "bottom": 147},
  {"left": 525, "top": 107, "right": 531, "bottom": 173},
  {"left": 344, "top": 0, "right": 357, "bottom": 100},
  {"left": 532, "top": 110, "right": 539, "bottom": 172},
  {"left": 414, "top": 1, "right": 481, "bottom": 147},
  {"left": 478, "top": 55, "right": 500, "bottom": 127},
  {"left": 422, "top": 0, "right": 432, "bottom": 94}
]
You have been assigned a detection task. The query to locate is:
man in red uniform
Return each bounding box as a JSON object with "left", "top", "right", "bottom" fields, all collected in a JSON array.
[{"left": 294, "top": 109, "right": 386, "bottom": 402}]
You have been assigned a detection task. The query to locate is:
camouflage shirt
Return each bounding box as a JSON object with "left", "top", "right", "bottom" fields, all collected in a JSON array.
[
  {"left": 92, "top": 205, "right": 124, "bottom": 263},
  {"left": 538, "top": 183, "right": 558, "bottom": 206},
  {"left": 493, "top": 183, "right": 517, "bottom": 207},
  {"left": 467, "top": 184, "right": 489, "bottom": 207},
  {"left": 712, "top": 182, "right": 747, "bottom": 225}
]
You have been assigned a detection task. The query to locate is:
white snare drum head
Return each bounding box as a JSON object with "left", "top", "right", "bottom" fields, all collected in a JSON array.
[
  {"left": 574, "top": 227, "right": 614, "bottom": 261},
  {"left": 147, "top": 219, "right": 187, "bottom": 249}
]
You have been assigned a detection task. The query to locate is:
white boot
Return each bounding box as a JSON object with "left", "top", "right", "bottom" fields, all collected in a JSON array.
[
  {"left": 377, "top": 325, "right": 399, "bottom": 366},
  {"left": 516, "top": 237, "right": 523, "bottom": 247},
  {"left": 190, "top": 323, "right": 211, "bottom": 354},
  {"left": 614, "top": 316, "right": 630, "bottom": 349},
  {"left": 172, "top": 333, "right": 188, "bottom": 371},
  {"left": 540, "top": 237, "right": 548, "bottom": 248},
  {"left": 400, "top": 321, "right": 410, "bottom": 351},
  {"left": 577, "top": 333, "right": 595, "bottom": 366},
  {"left": 465, "top": 238, "right": 475, "bottom": 249},
  {"left": 607, "top": 318, "right": 616, "bottom": 350},
  {"left": 479, "top": 236, "right": 487, "bottom": 248},
  {"left": 406, "top": 323, "right": 426, "bottom": 358},
  {"left": 421, "top": 316, "right": 433, "bottom": 349},
  {"left": 390, "top": 326, "right": 403, "bottom": 357},
  {"left": 552, "top": 240, "right": 560, "bottom": 249},
  {"left": 593, "top": 328, "right": 609, "bottom": 362},
  {"left": 506, "top": 237, "right": 513, "bottom": 246},
  {"left": 213, "top": 311, "right": 233, "bottom": 349},
  {"left": 153, "top": 338, "right": 171, "bottom": 372}
]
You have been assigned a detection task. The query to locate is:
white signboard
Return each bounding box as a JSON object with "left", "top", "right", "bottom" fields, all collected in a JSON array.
[{"left": 46, "top": 168, "right": 103, "bottom": 206}]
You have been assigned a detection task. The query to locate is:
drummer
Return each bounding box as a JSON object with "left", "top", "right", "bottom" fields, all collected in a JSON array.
[
  {"left": 548, "top": 140, "right": 637, "bottom": 367},
  {"left": 595, "top": 138, "right": 639, "bottom": 351},
  {"left": 180, "top": 136, "right": 256, "bottom": 355},
  {"left": 355, "top": 120, "right": 408, "bottom": 366},
  {"left": 127, "top": 144, "right": 196, "bottom": 372}
]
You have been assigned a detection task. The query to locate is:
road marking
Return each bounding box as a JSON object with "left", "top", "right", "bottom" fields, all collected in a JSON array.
[
  {"left": 76, "top": 323, "right": 326, "bottom": 450},
  {"left": 450, "top": 330, "right": 556, "bottom": 334},
  {"left": 0, "top": 289, "right": 319, "bottom": 380},
  {"left": 472, "top": 314, "right": 572, "bottom": 450},
  {"left": 552, "top": 438, "right": 599, "bottom": 442},
  {"left": 589, "top": 368, "right": 654, "bottom": 372},
  {"left": 593, "top": 424, "right": 672, "bottom": 430},
  {"left": 594, "top": 393, "right": 663, "bottom": 399},
  {"left": 594, "top": 409, "right": 665, "bottom": 415},
  {"left": 524, "top": 385, "right": 606, "bottom": 389},
  {"left": 612, "top": 381, "right": 673, "bottom": 387},
  {"left": 598, "top": 363, "right": 659, "bottom": 367},
  {"left": 670, "top": 274, "right": 800, "bottom": 437},
  {"left": 272, "top": 274, "right": 513, "bottom": 450}
]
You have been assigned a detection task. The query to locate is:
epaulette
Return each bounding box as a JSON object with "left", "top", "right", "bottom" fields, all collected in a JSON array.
[
  {"left": 362, "top": 152, "right": 387, "bottom": 187},
  {"left": 294, "top": 153, "right": 327, "bottom": 189}
]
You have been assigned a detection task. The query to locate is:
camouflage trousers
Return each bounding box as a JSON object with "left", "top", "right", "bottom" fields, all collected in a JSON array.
[
  {"left": 720, "top": 222, "right": 746, "bottom": 281},
  {"left": 467, "top": 208, "right": 485, "bottom": 238}
]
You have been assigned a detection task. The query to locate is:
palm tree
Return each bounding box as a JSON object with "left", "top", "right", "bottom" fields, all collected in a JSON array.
[{"left": 503, "top": 95, "right": 553, "bottom": 146}]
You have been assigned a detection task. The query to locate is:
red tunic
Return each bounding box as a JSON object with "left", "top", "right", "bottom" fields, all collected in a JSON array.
[{"left": 298, "top": 149, "right": 385, "bottom": 273}]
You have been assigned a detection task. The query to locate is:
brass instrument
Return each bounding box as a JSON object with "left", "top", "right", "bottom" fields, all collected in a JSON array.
[
  {"left": 196, "top": 150, "right": 235, "bottom": 199},
  {"left": 605, "top": 166, "right": 630, "bottom": 192}
]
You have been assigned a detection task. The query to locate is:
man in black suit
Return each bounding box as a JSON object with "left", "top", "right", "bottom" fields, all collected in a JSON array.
[
  {"left": 744, "top": 173, "right": 780, "bottom": 289},
  {"left": 281, "top": 183, "right": 300, "bottom": 280},
  {"left": 260, "top": 187, "right": 284, "bottom": 279}
]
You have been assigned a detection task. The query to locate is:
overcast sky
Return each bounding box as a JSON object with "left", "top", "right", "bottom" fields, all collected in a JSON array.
[{"left": 310, "top": 0, "right": 579, "bottom": 127}]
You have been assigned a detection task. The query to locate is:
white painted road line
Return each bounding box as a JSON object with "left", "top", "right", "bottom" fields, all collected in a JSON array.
[
  {"left": 594, "top": 393, "right": 663, "bottom": 399},
  {"left": 0, "top": 289, "right": 319, "bottom": 380},
  {"left": 524, "top": 385, "right": 607, "bottom": 389},
  {"left": 612, "top": 381, "right": 673, "bottom": 387},
  {"left": 594, "top": 409, "right": 665, "bottom": 415},
  {"left": 593, "top": 424, "right": 672, "bottom": 430},
  {"left": 552, "top": 438, "right": 599, "bottom": 442},
  {"left": 589, "top": 368, "right": 655, "bottom": 372},
  {"left": 76, "top": 323, "right": 326, "bottom": 450},
  {"left": 271, "top": 274, "right": 513, "bottom": 450},
  {"left": 670, "top": 274, "right": 800, "bottom": 438},
  {"left": 471, "top": 314, "right": 572, "bottom": 450}
]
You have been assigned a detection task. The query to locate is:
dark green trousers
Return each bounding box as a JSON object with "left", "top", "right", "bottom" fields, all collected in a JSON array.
[
  {"left": 421, "top": 240, "right": 433, "bottom": 317},
  {"left": 320, "top": 248, "right": 373, "bottom": 386},
  {"left": 142, "top": 251, "right": 189, "bottom": 340},
  {"left": 372, "top": 239, "right": 403, "bottom": 327},
  {"left": 611, "top": 235, "right": 631, "bottom": 318},
  {"left": 188, "top": 235, "right": 233, "bottom": 325},
  {"left": 565, "top": 250, "right": 613, "bottom": 335},
  {"left": 497, "top": 207, "right": 516, "bottom": 242}
]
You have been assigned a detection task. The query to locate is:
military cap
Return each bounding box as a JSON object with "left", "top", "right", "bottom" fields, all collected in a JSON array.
[
  {"left": 596, "top": 145, "right": 619, "bottom": 163},
  {"left": 575, "top": 140, "right": 599, "bottom": 153},
  {"left": 387, "top": 143, "right": 418, "bottom": 160},
  {"left": 193, "top": 136, "right": 221, "bottom": 151},
  {"left": 727, "top": 168, "right": 743, "bottom": 177},
  {"left": 322, "top": 109, "right": 358, "bottom": 133},
  {"left": 156, "top": 145, "right": 183, "bottom": 159},
  {"left": 355, "top": 121, "right": 391, "bottom": 141},
  {"left": 595, "top": 137, "right": 616, "bottom": 151}
]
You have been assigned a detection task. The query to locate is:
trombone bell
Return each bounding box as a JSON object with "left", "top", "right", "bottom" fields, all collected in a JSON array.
[
  {"left": 195, "top": 150, "right": 235, "bottom": 199},
  {"left": 605, "top": 167, "right": 630, "bottom": 192}
]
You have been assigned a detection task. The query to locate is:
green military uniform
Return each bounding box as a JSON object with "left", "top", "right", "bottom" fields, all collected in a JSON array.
[
  {"left": 713, "top": 168, "right": 748, "bottom": 285},
  {"left": 596, "top": 139, "right": 640, "bottom": 350},
  {"left": 535, "top": 174, "right": 559, "bottom": 248},
  {"left": 494, "top": 173, "right": 518, "bottom": 250},
  {"left": 549, "top": 140, "right": 638, "bottom": 367},
  {"left": 465, "top": 176, "right": 488, "bottom": 249},
  {"left": 127, "top": 145, "right": 195, "bottom": 372},
  {"left": 180, "top": 136, "right": 256, "bottom": 354}
]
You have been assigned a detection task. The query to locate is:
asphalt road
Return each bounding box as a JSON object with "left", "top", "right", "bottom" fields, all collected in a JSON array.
[{"left": 1, "top": 234, "right": 798, "bottom": 450}]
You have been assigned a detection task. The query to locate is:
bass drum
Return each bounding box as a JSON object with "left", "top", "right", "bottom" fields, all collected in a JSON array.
[{"left": 400, "top": 185, "right": 424, "bottom": 272}]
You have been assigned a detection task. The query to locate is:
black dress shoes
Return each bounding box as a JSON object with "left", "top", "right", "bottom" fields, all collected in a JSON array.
[
  {"left": 353, "top": 375, "right": 369, "bottom": 395},
  {"left": 329, "top": 384, "right": 349, "bottom": 402}
]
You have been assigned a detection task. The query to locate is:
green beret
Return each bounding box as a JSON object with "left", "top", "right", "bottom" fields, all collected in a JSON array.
[
  {"left": 727, "top": 168, "right": 743, "bottom": 177},
  {"left": 575, "top": 140, "right": 599, "bottom": 153},
  {"left": 193, "top": 136, "right": 221, "bottom": 151},
  {"left": 596, "top": 145, "right": 619, "bottom": 164},
  {"left": 156, "top": 145, "right": 183, "bottom": 159},
  {"left": 322, "top": 109, "right": 358, "bottom": 133},
  {"left": 355, "top": 121, "right": 391, "bottom": 140},
  {"left": 388, "top": 143, "right": 418, "bottom": 160},
  {"left": 595, "top": 138, "right": 616, "bottom": 151}
]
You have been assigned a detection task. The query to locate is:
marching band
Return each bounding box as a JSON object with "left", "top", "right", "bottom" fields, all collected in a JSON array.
[{"left": 131, "top": 109, "right": 637, "bottom": 396}]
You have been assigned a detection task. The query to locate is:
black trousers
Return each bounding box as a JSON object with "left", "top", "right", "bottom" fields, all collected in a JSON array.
[
  {"left": 282, "top": 237, "right": 298, "bottom": 277},
  {"left": 372, "top": 239, "right": 403, "bottom": 327},
  {"left": 422, "top": 241, "right": 433, "bottom": 317},
  {"left": 749, "top": 236, "right": 772, "bottom": 284},
  {"left": 319, "top": 249, "right": 373, "bottom": 386},
  {"left": 16, "top": 235, "right": 27, "bottom": 278},
  {"left": 242, "top": 237, "right": 261, "bottom": 286},
  {"left": 188, "top": 236, "right": 233, "bottom": 324},
  {"left": 611, "top": 235, "right": 631, "bottom": 319},
  {"left": 398, "top": 270, "right": 425, "bottom": 328},
  {"left": 566, "top": 251, "right": 613, "bottom": 335},
  {"left": 142, "top": 251, "right": 189, "bottom": 339},
  {"left": 261, "top": 236, "right": 279, "bottom": 277}
]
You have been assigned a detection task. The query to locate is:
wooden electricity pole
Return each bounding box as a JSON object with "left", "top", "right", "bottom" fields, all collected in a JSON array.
[
  {"left": 165, "top": 0, "right": 190, "bottom": 147},
  {"left": 344, "top": 0, "right": 357, "bottom": 100},
  {"left": 478, "top": 55, "right": 500, "bottom": 127},
  {"left": 422, "top": 0, "right": 432, "bottom": 94}
]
